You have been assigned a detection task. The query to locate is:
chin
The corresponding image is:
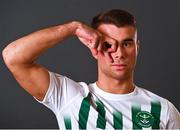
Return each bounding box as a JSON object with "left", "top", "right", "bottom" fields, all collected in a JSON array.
[
  {"left": 113, "top": 75, "right": 128, "bottom": 80},
  {"left": 111, "top": 71, "right": 131, "bottom": 80}
]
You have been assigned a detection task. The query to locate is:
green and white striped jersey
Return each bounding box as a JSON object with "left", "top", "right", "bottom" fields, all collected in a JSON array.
[{"left": 37, "top": 71, "right": 180, "bottom": 129}]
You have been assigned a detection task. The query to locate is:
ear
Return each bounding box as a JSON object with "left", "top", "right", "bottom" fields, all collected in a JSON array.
[{"left": 136, "top": 40, "right": 140, "bottom": 55}]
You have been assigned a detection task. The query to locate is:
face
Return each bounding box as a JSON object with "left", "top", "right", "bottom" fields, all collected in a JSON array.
[{"left": 96, "top": 24, "right": 139, "bottom": 80}]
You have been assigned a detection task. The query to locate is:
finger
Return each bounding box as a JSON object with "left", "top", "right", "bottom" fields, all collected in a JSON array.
[
  {"left": 78, "top": 37, "right": 91, "bottom": 48},
  {"left": 104, "top": 37, "right": 117, "bottom": 52},
  {"left": 90, "top": 48, "right": 98, "bottom": 55},
  {"left": 76, "top": 24, "right": 100, "bottom": 49},
  {"left": 107, "top": 42, "right": 117, "bottom": 52},
  {"left": 98, "top": 51, "right": 113, "bottom": 63},
  {"left": 91, "top": 34, "right": 99, "bottom": 49},
  {"left": 80, "top": 38, "right": 98, "bottom": 56},
  {"left": 95, "top": 31, "right": 105, "bottom": 51},
  {"left": 97, "top": 36, "right": 104, "bottom": 52},
  {"left": 103, "top": 42, "right": 111, "bottom": 51}
]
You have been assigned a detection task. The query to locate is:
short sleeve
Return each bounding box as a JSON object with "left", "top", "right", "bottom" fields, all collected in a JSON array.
[
  {"left": 166, "top": 101, "right": 180, "bottom": 129},
  {"left": 35, "top": 71, "right": 82, "bottom": 114}
]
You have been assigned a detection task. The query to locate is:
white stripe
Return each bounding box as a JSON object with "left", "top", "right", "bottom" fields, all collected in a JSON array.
[
  {"left": 121, "top": 102, "right": 133, "bottom": 129},
  {"left": 141, "top": 100, "right": 151, "bottom": 130},
  {"left": 86, "top": 106, "right": 99, "bottom": 129}
]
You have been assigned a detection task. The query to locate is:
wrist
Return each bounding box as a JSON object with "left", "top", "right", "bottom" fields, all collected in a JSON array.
[
  {"left": 56, "top": 21, "right": 81, "bottom": 37},
  {"left": 70, "top": 21, "right": 82, "bottom": 36}
]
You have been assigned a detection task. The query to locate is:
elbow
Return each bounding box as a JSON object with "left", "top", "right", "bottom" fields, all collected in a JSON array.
[
  {"left": 2, "top": 46, "right": 16, "bottom": 69},
  {"left": 2, "top": 47, "right": 10, "bottom": 65}
]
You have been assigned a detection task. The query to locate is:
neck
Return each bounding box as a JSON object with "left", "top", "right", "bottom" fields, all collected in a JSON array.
[{"left": 97, "top": 74, "right": 135, "bottom": 94}]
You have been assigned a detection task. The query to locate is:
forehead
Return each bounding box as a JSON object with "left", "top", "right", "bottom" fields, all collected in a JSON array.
[{"left": 97, "top": 24, "right": 137, "bottom": 41}]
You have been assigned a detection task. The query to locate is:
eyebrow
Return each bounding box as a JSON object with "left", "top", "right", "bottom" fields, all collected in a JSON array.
[
  {"left": 117, "top": 38, "right": 135, "bottom": 45},
  {"left": 123, "top": 38, "right": 134, "bottom": 42}
]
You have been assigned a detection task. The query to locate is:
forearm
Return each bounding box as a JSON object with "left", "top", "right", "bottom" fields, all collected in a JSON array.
[{"left": 2, "top": 21, "right": 79, "bottom": 66}]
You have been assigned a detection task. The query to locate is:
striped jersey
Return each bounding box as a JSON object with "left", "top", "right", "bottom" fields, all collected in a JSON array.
[{"left": 36, "top": 71, "right": 180, "bottom": 129}]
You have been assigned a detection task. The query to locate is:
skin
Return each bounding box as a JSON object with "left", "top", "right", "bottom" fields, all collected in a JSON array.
[
  {"left": 2, "top": 21, "right": 138, "bottom": 101},
  {"left": 96, "top": 24, "right": 139, "bottom": 94}
]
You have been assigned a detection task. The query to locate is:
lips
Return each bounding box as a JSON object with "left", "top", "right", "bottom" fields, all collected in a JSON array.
[{"left": 111, "top": 64, "right": 127, "bottom": 71}]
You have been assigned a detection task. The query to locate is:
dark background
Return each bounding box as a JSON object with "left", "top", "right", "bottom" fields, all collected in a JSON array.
[{"left": 0, "top": 0, "right": 179, "bottom": 128}]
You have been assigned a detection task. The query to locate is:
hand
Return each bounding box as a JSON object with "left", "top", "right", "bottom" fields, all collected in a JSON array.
[
  {"left": 75, "top": 22, "right": 102, "bottom": 54},
  {"left": 75, "top": 22, "right": 117, "bottom": 61},
  {"left": 98, "top": 37, "right": 117, "bottom": 62}
]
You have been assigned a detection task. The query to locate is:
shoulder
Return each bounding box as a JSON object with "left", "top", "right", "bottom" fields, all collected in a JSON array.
[
  {"left": 49, "top": 71, "right": 90, "bottom": 97},
  {"left": 136, "top": 86, "right": 180, "bottom": 127},
  {"left": 136, "top": 86, "right": 168, "bottom": 103},
  {"left": 136, "top": 86, "right": 170, "bottom": 113}
]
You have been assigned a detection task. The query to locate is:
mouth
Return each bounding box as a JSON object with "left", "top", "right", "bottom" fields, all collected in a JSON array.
[{"left": 111, "top": 64, "right": 127, "bottom": 71}]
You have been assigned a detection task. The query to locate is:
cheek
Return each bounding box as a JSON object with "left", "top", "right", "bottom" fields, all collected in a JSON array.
[
  {"left": 98, "top": 53, "right": 109, "bottom": 63},
  {"left": 97, "top": 54, "right": 111, "bottom": 68},
  {"left": 128, "top": 50, "right": 137, "bottom": 64},
  {"left": 98, "top": 57, "right": 106, "bottom": 67},
  {"left": 123, "top": 47, "right": 135, "bottom": 58}
]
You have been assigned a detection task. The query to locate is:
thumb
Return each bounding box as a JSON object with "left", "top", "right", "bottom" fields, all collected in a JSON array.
[{"left": 90, "top": 48, "right": 98, "bottom": 56}]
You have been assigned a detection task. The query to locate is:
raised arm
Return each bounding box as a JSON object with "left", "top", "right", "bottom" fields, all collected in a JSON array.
[{"left": 2, "top": 21, "right": 111, "bottom": 101}]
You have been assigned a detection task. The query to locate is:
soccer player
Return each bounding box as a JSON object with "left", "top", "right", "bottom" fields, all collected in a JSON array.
[{"left": 2, "top": 9, "right": 180, "bottom": 129}]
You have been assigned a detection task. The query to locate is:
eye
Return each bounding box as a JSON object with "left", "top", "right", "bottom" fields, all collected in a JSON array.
[
  {"left": 123, "top": 41, "right": 133, "bottom": 47},
  {"left": 104, "top": 42, "right": 112, "bottom": 49}
]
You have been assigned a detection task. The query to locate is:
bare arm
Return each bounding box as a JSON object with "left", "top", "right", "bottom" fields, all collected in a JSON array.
[
  {"left": 2, "top": 21, "right": 112, "bottom": 101},
  {"left": 2, "top": 22, "right": 82, "bottom": 100}
]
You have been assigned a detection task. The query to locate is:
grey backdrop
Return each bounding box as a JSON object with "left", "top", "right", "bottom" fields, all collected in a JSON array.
[{"left": 0, "top": 0, "right": 179, "bottom": 128}]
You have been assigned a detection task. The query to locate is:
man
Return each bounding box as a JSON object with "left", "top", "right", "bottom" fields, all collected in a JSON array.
[{"left": 2, "top": 9, "right": 180, "bottom": 129}]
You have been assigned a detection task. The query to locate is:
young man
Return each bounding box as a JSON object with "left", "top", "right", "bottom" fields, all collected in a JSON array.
[{"left": 2, "top": 9, "right": 180, "bottom": 129}]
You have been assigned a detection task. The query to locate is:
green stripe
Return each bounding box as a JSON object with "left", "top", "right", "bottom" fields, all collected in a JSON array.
[
  {"left": 96, "top": 100, "right": 106, "bottom": 129},
  {"left": 113, "top": 111, "right": 123, "bottom": 130},
  {"left": 151, "top": 101, "right": 161, "bottom": 129},
  {"left": 132, "top": 104, "right": 142, "bottom": 130},
  {"left": 64, "top": 116, "right": 72, "bottom": 130},
  {"left": 78, "top": 93, "right": 91, "bottom": 129}
]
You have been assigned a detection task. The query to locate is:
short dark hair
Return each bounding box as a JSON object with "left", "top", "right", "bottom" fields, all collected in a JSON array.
[{"left": 91, "top": 9, "right": 136, "bottom": 29}]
